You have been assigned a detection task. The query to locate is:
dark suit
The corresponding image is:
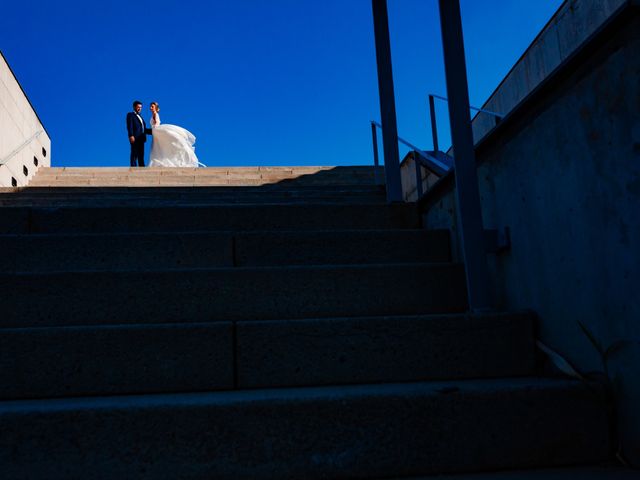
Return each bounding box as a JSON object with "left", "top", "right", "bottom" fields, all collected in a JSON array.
[{"left": 126, "top": 111, "right": 152, "bottom": 167}]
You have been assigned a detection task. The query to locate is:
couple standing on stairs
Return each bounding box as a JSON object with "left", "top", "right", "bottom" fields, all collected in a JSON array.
[{"left": 126, "top": 100, "right": 200, "bottom": 168}]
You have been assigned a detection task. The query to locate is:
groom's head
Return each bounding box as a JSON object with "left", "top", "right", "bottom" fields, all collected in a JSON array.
[{"left": 133, "top": 101, "right": 142, "bottom": 113}]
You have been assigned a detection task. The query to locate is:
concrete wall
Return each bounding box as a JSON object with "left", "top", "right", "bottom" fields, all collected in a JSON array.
[
  {"left": 415, "top": 0, "right": 630, "bottom": 202},
  {"left": 400, "top": 153, "right": 441, "bottom": 202},
  {"left": 469, "top": 0, "right": 629, "bottom": 145},
  {"left": 423, "top": 7, "right": 640, "bottom": 465},
  {"left": 0, "top": 51, "right": 51, "bottom": 187}
]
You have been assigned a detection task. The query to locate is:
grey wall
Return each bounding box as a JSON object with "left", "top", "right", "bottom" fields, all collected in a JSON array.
[
  {"left": 468, "top": 0, "right": 629, "bottom": 145},
  {"left": 418, "top": 0, "right": 632, "bottom": 201},
  {"left": 423, "top": 12, "right": 640, "bottom": 465},
  {"left": 400, "top": 153, "right": 441, "bottom": 202}
]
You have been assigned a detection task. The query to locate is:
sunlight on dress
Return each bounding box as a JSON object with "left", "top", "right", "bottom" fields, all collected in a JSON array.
[{"left": 149, "top": 114, "right": 200, "bottom": 167}]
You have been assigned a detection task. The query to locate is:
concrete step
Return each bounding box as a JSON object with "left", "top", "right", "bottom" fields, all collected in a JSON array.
[
  {"left": 400, "top": 466, "right": 636, "bottom": 480},
  {"left": 0, "top": 231, "right": 234, "bottom": 272},
  {"left": 1, "top": 203, "right": 420, "bottom": 234},
  {"left": 0, "top": 229, "right": 449, "bottom": 273},
  {"left": 0, "top": 196, "right": 387, "bottom": 206},
  {"left": 0, "top": 185, "right": 387, "bottom": 207},
  {"left": 0, "top": 263, "right": 467, "bottom": 328},
  {"left": 233, "top": 229, "right": 449, "bottom": 267},
  {"left": 0, "top": 322, "right": 234, "bottom": 399},
  {"left": 237, "top": 311, "right": 535, "bottom": 388},
  {"left": 35, "top": 166, "right": 379, "bottom": 176},
  {"left": 28, "top": 173, "right": 381, "bottom": 180},
  {"left": 0, "top": 312, "right": 534, "bottom": 399},
  {"left": 2, "top": 185, "right": 386, "bottom": 194},
  {"left": 0, "top": 378, "right": 610, "bottom": 479},
  {"left": 27, "top": 178, "right": 383, "bottom": 187},
  {"left": 28, "top": 166, "right": 385, "bottom": 187},
  {"left": 0, "top": 185, "right": 385, "bottom": 202}
]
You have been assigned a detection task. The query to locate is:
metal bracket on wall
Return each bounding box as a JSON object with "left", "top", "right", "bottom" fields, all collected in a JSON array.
[{"left": 484, "top": 227, "right": 511, "bottom": 254}]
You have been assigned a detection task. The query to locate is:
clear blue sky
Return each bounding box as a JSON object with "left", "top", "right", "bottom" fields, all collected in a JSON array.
[{"left": 1, "top": 0, "right": 563, "bottom": 167}]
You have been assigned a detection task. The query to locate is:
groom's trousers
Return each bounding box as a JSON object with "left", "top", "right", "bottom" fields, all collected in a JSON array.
[{"left": 130, "top": 141, "right": 145, "bottom": 167}]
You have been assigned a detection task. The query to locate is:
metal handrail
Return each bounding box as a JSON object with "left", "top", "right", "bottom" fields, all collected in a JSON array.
[
  {"left": 370, "top": 120, "right": 452, "bottom": 201},
  {"left": 429, "top": 93, "right": 504, "bottom": 119},
  {"left": 371, "top": 121, "right": 451, "bottom": 172},
  {"left": 0, "top": 130, "right": 44, "bottom": 165},
  {"left": 371, "top": 0, "right": 492, "bottom": 312},
  {"left": 369, "top": 93, "right": 502, "bottom": 200},
  {"left": 428, "top": 94, "right": 504, "bottom": 155}
]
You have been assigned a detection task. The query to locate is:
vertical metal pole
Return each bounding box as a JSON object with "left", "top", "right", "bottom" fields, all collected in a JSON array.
[
  {"left": 438, "top": 0, "right": 492, "bottom": 311},
  {"left": 371, "top": 122, "right": 381, "bottom": 185},
  {"left": 414, "top": 151, "right": 424, "bottom": 199},
  {"left": 372, "top": 0, "right": 402, "bottom": 202},
  {"left": 428, "top": 95, "right": 439, "bottom": 152}
]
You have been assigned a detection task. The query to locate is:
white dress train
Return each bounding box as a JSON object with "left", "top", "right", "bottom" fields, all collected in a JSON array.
[{"left": 149, "top": 113, "right": 199, "bottom": 167}]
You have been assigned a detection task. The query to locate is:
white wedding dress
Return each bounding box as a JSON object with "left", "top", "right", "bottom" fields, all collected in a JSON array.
[{"left": 148, "top": 113, "right": 200, "bottom": 167}]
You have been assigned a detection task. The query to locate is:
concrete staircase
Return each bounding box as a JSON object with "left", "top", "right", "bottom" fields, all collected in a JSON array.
[
  {"left": 2, "top": 166, "right": 387, "bottom": 206},
  {"left": 0, "top": 167, "right": 610, "bottom": 479}
]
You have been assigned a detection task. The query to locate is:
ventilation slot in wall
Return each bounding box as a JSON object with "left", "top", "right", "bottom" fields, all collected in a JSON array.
[
  {"left": 23, "top": 165, "right": 29, "bottom": 177},
  {"left": 42, "top": 147, "right": 47, "bottom": 157},
  {"left": 33, "top": 156, "right": 39, "bottom": 167},
  {"left": 11, "top": 177, "right": 17, "bottom": 187}
]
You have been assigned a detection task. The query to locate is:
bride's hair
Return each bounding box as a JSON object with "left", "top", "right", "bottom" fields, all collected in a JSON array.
[{"left": 151, "top": 102, "right": 160, "bottom": 112}]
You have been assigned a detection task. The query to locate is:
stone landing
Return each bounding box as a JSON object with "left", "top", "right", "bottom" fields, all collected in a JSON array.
[{"left": 21, "top": 165, "right": 384, "bottom": 187}]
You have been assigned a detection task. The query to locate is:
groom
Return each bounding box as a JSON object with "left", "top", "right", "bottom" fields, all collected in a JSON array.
[{"left": 126, "top": 100, "right": 152, "bottom": 167}]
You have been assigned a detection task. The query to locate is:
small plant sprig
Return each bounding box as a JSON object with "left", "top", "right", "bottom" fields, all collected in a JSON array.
[{"left": 578, "top": 320, "right": 639, "bottom": 467}]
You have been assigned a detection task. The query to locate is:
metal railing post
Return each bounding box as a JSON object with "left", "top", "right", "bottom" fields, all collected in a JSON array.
[
  {"left": 438, "top": 0, "right": 492, "bottom": 311},
  {"left": 414, "top": 151, "right": 424, "bottom": 199},
  {"left": 372, "top": 0, "right": 403, "bottom": 202},
  {"left": 428, "top": 95, "right": 439, "bottom": 152},
  {"left": 371, "top": 121, "right": 381, "bottom": 185},
  {"left": 370, "top": 122, "right": 380, "bottom": 168}
]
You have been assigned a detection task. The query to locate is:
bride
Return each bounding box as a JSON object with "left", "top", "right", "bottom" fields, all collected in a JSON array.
[{"left": 148, "top": 102, "right": 200, "bottom": 167}]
